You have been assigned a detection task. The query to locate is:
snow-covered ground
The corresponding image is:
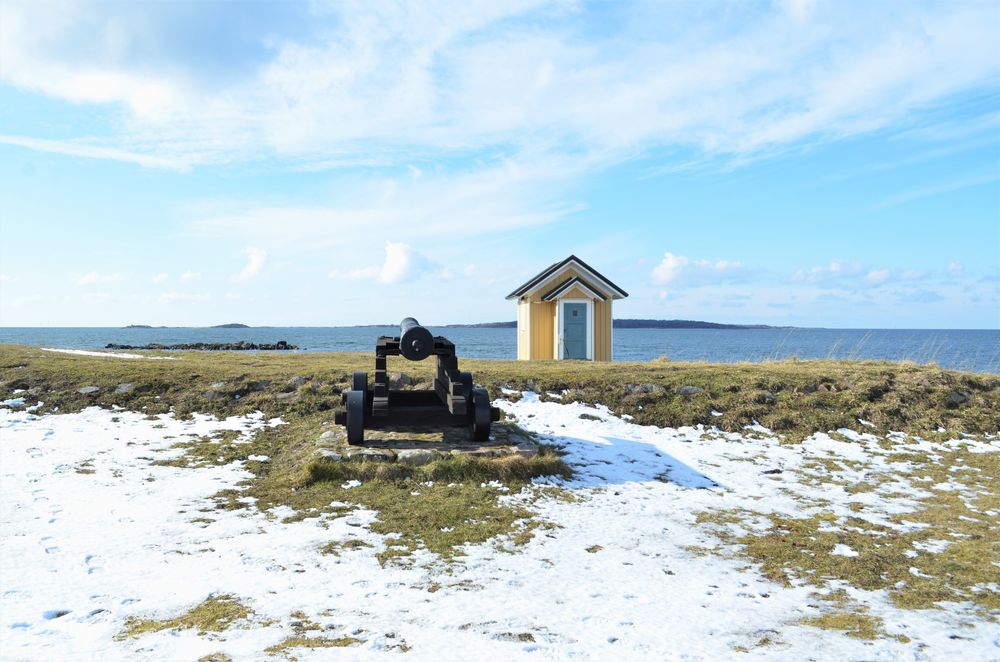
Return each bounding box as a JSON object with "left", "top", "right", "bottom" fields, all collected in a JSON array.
[
  {"left": 1, "top": 395, "right": 997, "bottom": 661},
  {"left": 40, "top": 348, "right": 178, "bottom": 360}
]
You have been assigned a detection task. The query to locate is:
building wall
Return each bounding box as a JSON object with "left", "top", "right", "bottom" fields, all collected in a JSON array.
[
  {"left": 516, "top": 265, "right": 615, "bottom": 361},
  {"left": 529, "top": 300, "right": 555, "bottom": 360},
  {"left": 516, "top": 300, "right": 529, "bottom": 360}
]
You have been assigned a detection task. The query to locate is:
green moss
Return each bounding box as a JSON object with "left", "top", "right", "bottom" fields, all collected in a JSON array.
[{"left": 117, "top": 594, "right": 251, "bottom": 639}]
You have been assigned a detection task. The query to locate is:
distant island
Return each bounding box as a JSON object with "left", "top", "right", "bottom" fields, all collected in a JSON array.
[
  {"left": 124, "top": 323, "right": 251, "bottom": 329},
  {"left": 442, "top": 319, "right": 785, "bottom": 329},
  {"left": 613, "top": 319, "right": 785, "bottom": 329}
]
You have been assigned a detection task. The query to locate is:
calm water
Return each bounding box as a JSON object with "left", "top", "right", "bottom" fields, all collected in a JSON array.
[{"left": 1, "top": 327, "right": 997, "bottom": 373}]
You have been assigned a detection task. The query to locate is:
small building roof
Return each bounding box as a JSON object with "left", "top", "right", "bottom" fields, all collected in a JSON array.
[{"left": 506, "top": 255, "right": 628, "bottom": 300}]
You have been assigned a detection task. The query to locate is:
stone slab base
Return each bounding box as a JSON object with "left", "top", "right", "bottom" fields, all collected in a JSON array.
[{"left": 314, "top": 422, "right": 540, "bottom": 464}]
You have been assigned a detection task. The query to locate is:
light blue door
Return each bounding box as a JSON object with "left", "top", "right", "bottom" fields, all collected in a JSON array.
[{"left": 563, "top": 303, "right": 588, "bottom": 359}]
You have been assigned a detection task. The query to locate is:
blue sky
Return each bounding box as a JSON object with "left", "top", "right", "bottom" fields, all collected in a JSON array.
[{"left": 0, "top": 0, "right": 997, "bottom": 328}]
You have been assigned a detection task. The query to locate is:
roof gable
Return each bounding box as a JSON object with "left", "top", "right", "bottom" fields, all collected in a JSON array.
[
  {"left": 506, "top": 255, "right": 628, "bottom": 300},
  {"left": 541, "top": 276, "right": 608, "bottom": 301}
]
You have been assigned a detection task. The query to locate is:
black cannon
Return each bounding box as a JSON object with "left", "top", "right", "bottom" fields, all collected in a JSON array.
[{"left": 334, "top": 317, "right": 501, "bottom": 445}]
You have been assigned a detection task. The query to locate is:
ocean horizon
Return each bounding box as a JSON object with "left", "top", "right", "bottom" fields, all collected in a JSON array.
[{"left": 2, "top": 326, "right": 997, "bottom": 374}]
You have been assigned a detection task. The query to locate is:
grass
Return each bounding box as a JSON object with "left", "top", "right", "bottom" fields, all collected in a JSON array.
[
  {"left": 264, "top": 635, "right": 362, "bottom": 655},
  {"left": 118, "top": 594, "right": 251, "bottom": 639},
  {"left": 3, "top": 343, "right": 997, "bottom": 580},
  {"left": 695, "top": 437, "right": 1000, "bottom": 636},
  {"left": 1, "top": 344, "right": 996, "bottom": 441}
]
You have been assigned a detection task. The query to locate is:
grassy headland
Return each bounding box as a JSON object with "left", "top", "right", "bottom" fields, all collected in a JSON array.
[
  {"left": 2, "top": 344, "right": 995, "bottom": 440},
  {"left": 2, "top": 344, "right": 997, "bottom": 570}
]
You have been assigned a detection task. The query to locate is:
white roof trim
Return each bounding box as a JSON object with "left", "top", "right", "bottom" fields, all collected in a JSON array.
[{"left": 542, "top": 277, "right": 607, "bottom": 301}]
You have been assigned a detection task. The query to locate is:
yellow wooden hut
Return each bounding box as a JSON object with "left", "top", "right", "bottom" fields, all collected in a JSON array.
[{"left": 507, "top": 255, "right": 628, "bottom": 361}]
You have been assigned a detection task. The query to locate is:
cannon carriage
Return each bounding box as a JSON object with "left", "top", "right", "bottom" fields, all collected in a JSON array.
[{"left": 334, "top": 318, "right": 501, "bottom": 446}]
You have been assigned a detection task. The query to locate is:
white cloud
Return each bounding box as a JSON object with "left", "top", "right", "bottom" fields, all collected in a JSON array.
[
  {"left": 0, "top": 135, "right": 190, "bottom": 171},
  {"left": 152, "top": 273, "right": 168, "bottom": 284},
  {"left": 947, "top": 259, "right": 965, "bottom": 275},
  {"left": 651, "top": 252, "right": 747, "bottom": 286},
  {"left": 1, "top": 2, "right": 997, "bottom": 169},
  {"left": 233, "top": 247, "right": 267, "bottom": 282},
  {"left": 192, "top": 159, "right": 582, "bottom": 251},
  {"left": 864, "top": 269, "right": 891, "bottom": 285},
  {"left": 329, "top": 242, "right": 431, "bottom": 285},
  {"left": 792, "top": 260, "right": 865, "bottom": 284},
  {"left": 899, "top": 269, "right": 927, "bottom": 281},
  {"left": 180, "top": 270, "right": 201, "bottom": 282},
  {"left": 76, "top": 271, "right": 122, "bottom": 286}
]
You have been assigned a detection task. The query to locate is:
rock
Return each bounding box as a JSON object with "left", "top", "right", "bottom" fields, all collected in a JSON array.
[
  {"left": 315, "top": 449, "right": 344, "bottom": 462},
  {"left": 453, "top": 447, "right": 511, "bottom": 458},
  {"left": 946, "top": 390, "right": 970, "bottom": 407},
  {"left": 514, "top": 442, "right": 540, "bottom": 459},
  {"left": 396, "top": 449, "right": 442, "bottom": 466},
  {"left": 203, "top": 390, "right": 222, "bottom": 400},
  {"left": 676, "top": 386, "right": 704, "bottom": 396},
  {"left": 756, "top": 390, "right": 776, "bottom": 405},
  {"left": 275, "top": 391, "right": 299, "bottom": 402},
  {"left": 319, "top": 430, "right": 338, "bottom": 442},
  {"left": 114, "top": 383, "right": 135, "bottom": 394},
  {"left": 104, "top": 341, "right": 298, "bottom": 351},
  {"left": 799, "top": 384, "right": 818, "bottom": 394},
  {"left": 344, "top": 448, "right": 396, "bottom": 462},
  {"left": 77, "top": 386, "right": 99, "bottom": 395},
  {"left": 624, "top": 383, "right": 666, "bottom": 395},
  {"left": 250, "top": 380, "right": 271, "bottom": 391},
  {"left": 287, "top": 376, "right": 308, "bottom": 389},
  {"left": 389, "top": 372, "right": 412, "bottom": 388}
]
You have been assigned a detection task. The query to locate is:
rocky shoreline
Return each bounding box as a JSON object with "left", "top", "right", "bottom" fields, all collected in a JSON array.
[{"left": 104, "top": 341, "right": 298, "bottom": 351}]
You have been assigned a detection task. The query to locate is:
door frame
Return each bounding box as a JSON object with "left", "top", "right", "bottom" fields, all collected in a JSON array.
[{"left": 556, "top": 298, "right": 594, "bottom": 360}]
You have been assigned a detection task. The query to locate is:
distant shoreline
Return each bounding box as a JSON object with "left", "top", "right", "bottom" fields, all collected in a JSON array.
[{"left": 121, "top": 319, "right": 791, "bottom": 330}]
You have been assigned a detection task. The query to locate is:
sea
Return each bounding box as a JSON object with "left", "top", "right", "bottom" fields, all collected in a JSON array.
[{"left": 1, "top": 327, "right": 998, "bottom": 374}]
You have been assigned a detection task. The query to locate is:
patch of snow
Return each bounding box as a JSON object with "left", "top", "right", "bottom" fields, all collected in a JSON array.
[
  {"left": 340, "top": 480, "right": 362, "bottom": 489},
  {"left": 40, "top": 348, "right": 178, "bottom": 360},
  {"left": 913, "top": 539, "right": 953, "bottom": 554},
  {"left": 2, "top": 401, "right": 996, "bottom": 660},
  {"left": 2, "top": 397, "right": 26, "bottom": 407},
  {"left": 246, "top": 455, "right": 269, "bottom": 462},
  {"left": 710, "top": 410, "right": 723, "bottom": 417},
  {"left": 831, "top": 544, "right": 859, "bottom": 558}
]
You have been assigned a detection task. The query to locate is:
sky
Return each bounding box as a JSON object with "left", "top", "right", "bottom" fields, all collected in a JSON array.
[{"left": 0, "top": 0, "right": 997, "bottom": 328}]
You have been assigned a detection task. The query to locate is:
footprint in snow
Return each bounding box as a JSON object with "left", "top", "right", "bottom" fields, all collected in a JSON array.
[
  {"left": 26, "top": 447, "right": 43, "bottom": 458},
  {"left": 42, "top": 609, "right": 71, "bottom": 620}
]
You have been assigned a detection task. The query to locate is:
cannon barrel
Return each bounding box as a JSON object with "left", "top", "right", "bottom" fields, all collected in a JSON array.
[{"left": 399, "top": 317, "right": 434, "bottom": 361}]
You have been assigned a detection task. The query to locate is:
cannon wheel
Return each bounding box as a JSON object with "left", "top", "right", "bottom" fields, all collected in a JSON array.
[
  {"left": 458, "top": 371, "right": 473, "bottom": 400},
  {"left": 470, "top": 387, "right": 492, "bottom": 442},
  {"left": 345, "top": 390, "right": 365, "bottom": 445},
  {"left": 352, "top": 371, "right": 368, "bottom": 392}
]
